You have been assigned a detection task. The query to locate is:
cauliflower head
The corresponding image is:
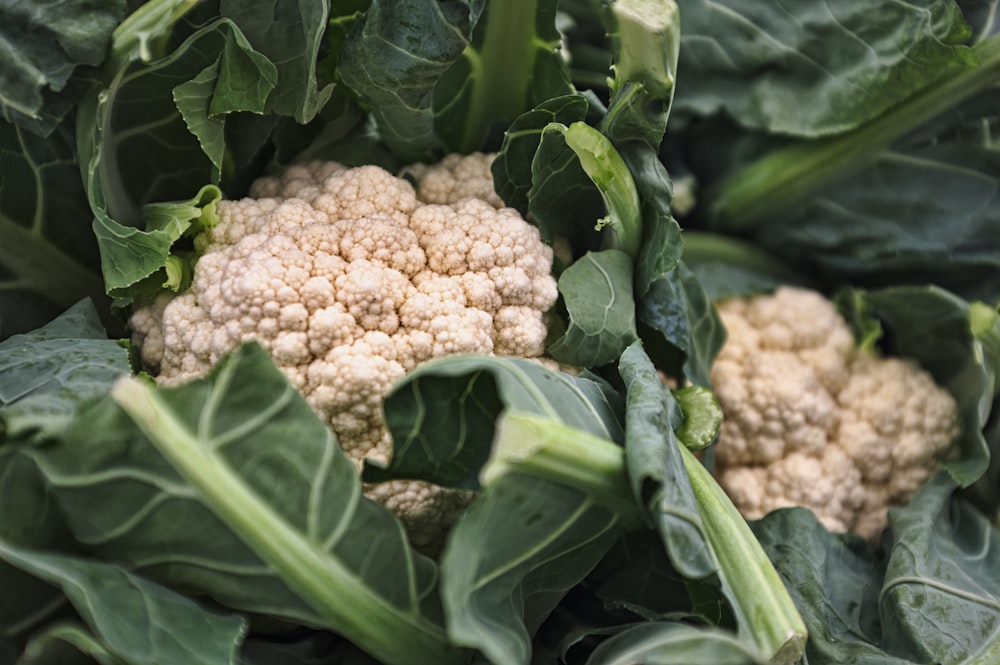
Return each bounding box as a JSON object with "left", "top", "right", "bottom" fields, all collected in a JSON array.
[
  {"left": 710, "top": 286, "right": 959, "bottom": 540},
  {"left": 130, "top": 157, "right": 558, "bottom": 549}
]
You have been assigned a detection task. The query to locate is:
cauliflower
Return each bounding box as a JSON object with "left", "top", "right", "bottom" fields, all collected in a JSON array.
[
  {"left": 130, "top": 156, "right": 558, "bottom": 550},
  {"left": 710, "top": 286, "right": 960, "bottom": 540}
]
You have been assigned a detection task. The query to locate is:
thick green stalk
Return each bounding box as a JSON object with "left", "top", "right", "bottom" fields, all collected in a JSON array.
[
  {"left": 456, "top": 0, "right": 552, "bottom": 152},
  {"left": 708, "top": 33, "right": 1000, "bottom": 231},
  {"left": 680, "top": 445, "right": 808, "bottom": 665},
  {"left": 110, "top": 375, "right": 467, "bottom": 665}
]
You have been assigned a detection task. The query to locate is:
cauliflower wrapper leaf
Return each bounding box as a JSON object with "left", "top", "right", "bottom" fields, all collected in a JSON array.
[
  {"left": 710, "top": 286, "right": 960, "bottom": 541},
  {"left": 130, "top": 154, "right": 559, "bottom": 549}
]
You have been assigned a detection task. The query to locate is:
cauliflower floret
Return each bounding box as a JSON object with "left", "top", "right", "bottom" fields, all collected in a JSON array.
[
  {"left": 711, "top": 286, "right": 960, "bottom": 540},
  {"left": 403, "top": 152, "right": 504, "bottom": 208},
  {"left": 130, "top": 159, "right": 559, "bottom": 549}
]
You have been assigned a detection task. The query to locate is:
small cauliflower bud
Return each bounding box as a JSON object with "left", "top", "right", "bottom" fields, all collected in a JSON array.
[
  {"left": 403, "top": 152, "right": 504, "bottom": 208},
  {"left": 711, "top": 286, "right": 960, "bottom": 540},
  {"left": 364, "top": 480, "right": 476, "bottom": 551}
]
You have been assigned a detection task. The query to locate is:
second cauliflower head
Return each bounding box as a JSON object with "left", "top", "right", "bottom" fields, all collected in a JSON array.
[
  {"left": 131, "top": 153, "right": 558, "bottom": 549},
  {"left": 710, "top": 286, "right": 960, "bottom": 540}
]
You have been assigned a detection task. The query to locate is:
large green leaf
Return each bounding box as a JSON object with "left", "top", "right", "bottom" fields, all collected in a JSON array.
[
  {"left": 337, "top": 0, "right": 482, "bottom": 161},
  {"left": 0, "top": 300, "right": 129, "bottom": 443},
  {"left": 752, "top": 508, "right": 910, "bottom": 665},
  {"left": 617, "top": 342, "right": 714, "bottom": 580},
  {"left": 14, "top": 344, "right": 460, "bottom": 665},
  {"left": 0, "top": 540, "right": 247, "bottom": 665},
  {"left": 753, "top": 135, "right": 1000, "bottom": 304},
  {"left": 882, "top": 476, "right": 1000, "bottom": 663},
  {"left": 637, "top": 261, "right": 725, "bottom": 388},
  {"left": 0, "top": 120, "right": 107, "bottom": 339},
  {"left": 755, "top": 478, "right": 1000, "bottom": 664},
  {"left": 548, "top": 250, "right": 638, "bottom": 368},
  {"left": 0, "top": 0, "right": 125, "bottom": 136},
  {"left": 672, "top": 0, "right": 975, "bottom": 137},
  {"left": 220, "top": 0, "right": 333, "bottom": 123},
  {"left": 442, "top": 471, "right": 625, "bottom": 665}
]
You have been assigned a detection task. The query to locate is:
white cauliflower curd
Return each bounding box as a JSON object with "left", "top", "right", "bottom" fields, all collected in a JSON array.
[
  {"left": 710, "top": 286, "right": 960, "bottom": 540},
  {"left": 130, "top": 153, "right": 558, "bottom": 549}
]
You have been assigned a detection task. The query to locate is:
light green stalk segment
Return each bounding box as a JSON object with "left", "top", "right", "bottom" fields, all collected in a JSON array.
[
  {"left": 679, "top": 444, "right": 808, "bottom": 665},
  {"left": 549, "top": 121, "right": 643, "bottom": 257},
  {"left": 110, "top": 375, "right": 466, "bottom": 665},
  {"left": 607, "top": 0, "right": 680, "bottom": 100}
]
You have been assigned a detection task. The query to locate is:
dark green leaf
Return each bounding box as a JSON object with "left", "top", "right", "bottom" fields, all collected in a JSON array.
[
  {"left": 672, "top": 0, "right": 975, "bottom": 136},
  {"left": 752, "top": 508, "right": 909, "bottom": 665},
  {"left": 0, "top": 300, "right": 128, "bottom": 443},
  {"left": 881, "top": 476, "right": 1000, "bottom": 663},
  {"left": 755, "top": 136, "right": 1000, "bottom": 304},
  {"left": 0, "top": 0, "right": 125, "bottom": 136},
  {"left": 83, "top": 16, "right": 278, "bottom": 221},
  {"left": 0, "top": 540, "right": 247, "bottom": 665},
  {"left": 492, "top": 94, "right": 592, "bottom": 216},
  {"left": 548, "top": 250, "right": 638, "bottom": 368},
  {"left": 338, "top": 0, "right": 480, "bottom": 161},
  {"left": 442, "top": 472, "right": 624, "bottom": 665},
  {"left": 637, "top": 261, "right": 725, "bottom": 387},
  {"left": 0, "top": 120, "right": 107, "bottom": 339},
  {"left": 220, "top": 0, "right": 333, "bottom": 122},
  {"left": 618, "top": 341, "right": 717, "bottom": 581}
]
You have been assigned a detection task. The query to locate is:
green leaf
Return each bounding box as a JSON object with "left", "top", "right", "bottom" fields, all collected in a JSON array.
[
  {"left": 584, "top": 621, "right": 759, "bottom": 665},
  {"left": 0, "top": 540, "right": 247, "bottom": 665},
  {"left": 672, "top": 0, "right": 975, "bottom": 137},
  {"left": 370, "top": 354, "right": 625, "bottom": 487},
  {"left": 17, "top": 344, "right": 461, "bottom": 665},
  {"left": 548, "top": 250, "right": 638, "bottom": 368},
  {"left": 492, "top": 93, "right": 592, "bottom": 216},
  {"left": 433, "top": 0, "right": 572, "bottom": 153},
  {"left": 751, "top": 136, "right": 1000, "bottom": 304},
  {"left": 442, "top": 471, "right": 625, "bottom": 665},
  {"left": 882, "top": 476, "right": 1000, "bottom": 664},
  {"left": 83, "top": 15, "right": 278, "bottom": 223},
  {"left": 752, "top": 508, "right": 911, "bottom": 665},
  {"left": 337, "top": 0, "right": 481, "bottom": 161},
  {"left": 91, "top": 184, "right": 221, "bottom": 304},
  {"left": 0, "top": 300, "right": 129, "bottom": 443},
  {"left": 220, "top": 0, "right": 333, "bottom": 123},
  {"left": 637, "top": 261, "right": 726, "bottom": 387},
  {"left": 837, "top": 286, "right": 999, "bottom": 486},
  {"left": 618, "top": 342, "right": 715, "bottom": 579},
  {"left": 0, "top": 0, "right": 125, "bottom": 136},
  {"left": 0, "top": 120, "right": 108, "bottom": 339}
]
